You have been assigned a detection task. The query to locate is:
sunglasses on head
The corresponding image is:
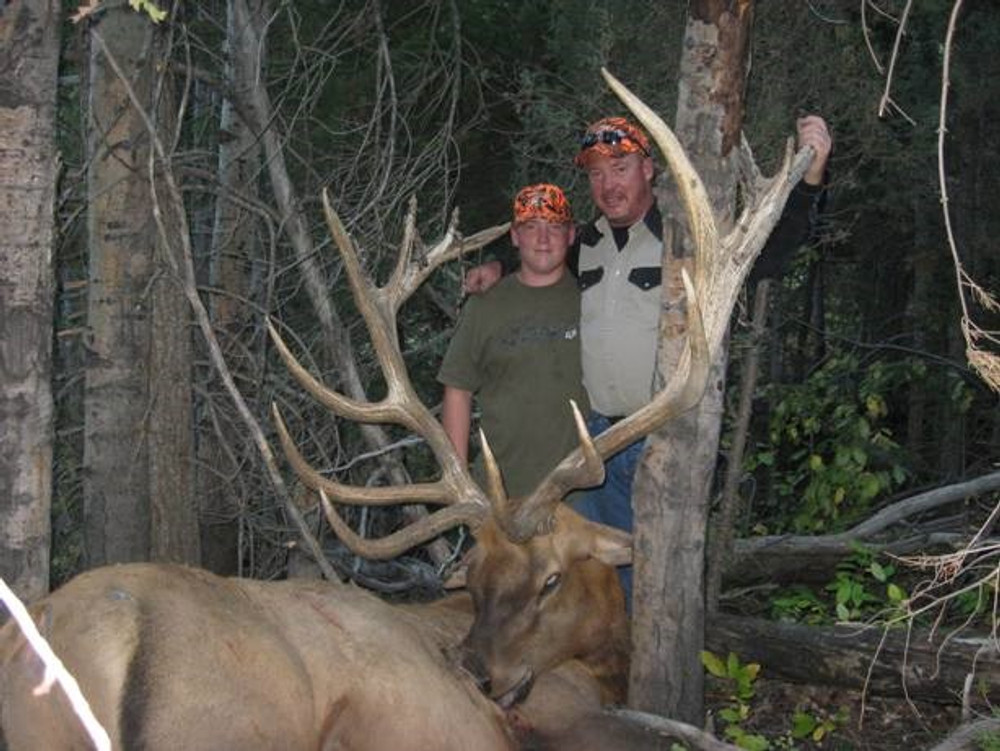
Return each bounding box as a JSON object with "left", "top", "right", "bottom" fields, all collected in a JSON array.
[{"left": 579, "top": 129, "right": 649, "bottom": 155}]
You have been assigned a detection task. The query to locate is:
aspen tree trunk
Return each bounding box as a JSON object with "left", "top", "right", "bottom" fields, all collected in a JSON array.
[
  {"left": 0, "top": 0, "right": 60, "bottom": 600},
  {"left": 630, "top": 0, "right": 753, "bottom": 723},
  {"left": 84, "top": 7, "right": 197, "bottom": 565}
]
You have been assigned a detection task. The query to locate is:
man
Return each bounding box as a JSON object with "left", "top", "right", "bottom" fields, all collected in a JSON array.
[
  {"left": 570, "top": 115, "right": 830, "bottom": 600},
  {"left": 464, "top": 115, "right": 832, "bottom": 601},
  {"left": 438, "top": 183, "right": 587, "bottom": 498}
]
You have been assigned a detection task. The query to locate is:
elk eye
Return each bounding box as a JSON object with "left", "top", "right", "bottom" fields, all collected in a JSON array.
[{"left": 539, "top": 572, "right": 562, "bottom": 599}]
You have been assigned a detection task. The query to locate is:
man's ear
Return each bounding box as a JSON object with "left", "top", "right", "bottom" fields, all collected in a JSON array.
[
  {"left": 566, "top": 224, "right": 576, "bottom": 246},
  {"left": 509, "top": 225, "right": 521, "bottom": 249},
  {"left": 642, "top": 156, "right": 655, "bottom": 182}
]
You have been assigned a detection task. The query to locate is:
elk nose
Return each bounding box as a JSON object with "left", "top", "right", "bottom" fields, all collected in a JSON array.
[{"left": 459, "top": 650, "right": 492, "bottom": 695}]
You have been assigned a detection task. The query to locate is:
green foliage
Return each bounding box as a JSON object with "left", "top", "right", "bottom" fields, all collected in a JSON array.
[
  {"left": 828, "top": 545, "right": 909, "bottom": 624},
  {"left": 790, "top": 706, "right": 849, "bottom": 745},
  {"left": 770, "top": 585, "right": 827, "bottom": 625},
  {"left": 747, "top": 352, "right": 911, "bottom": 534},
  {"left": 771, "top": 546, "right": 910, "bottom": 626},
  {"left": 702, "top": 651, "right": 770, "bottom": 750},
  {"left": 977, "top": 724, "right": 1000, "bottom": 751},
  {"left": 127, "top": 0, "right": 167, "bottom": 23}
]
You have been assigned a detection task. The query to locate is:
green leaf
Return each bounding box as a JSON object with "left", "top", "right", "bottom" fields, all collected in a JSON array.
[
  {"left": 727, "top": 651, "right": 740, "bottom": 676},
  {"left": 739, "top": 733, "right": 771, "bottom": 751},
  {"left": 887, "top": 583, "right": 907, "bottom": 603},
  {"left": 791, "top": 711, "right": 816, "bottom": 738},
  {"left": 719, "top": 707, "right": 743, "bottom": 723},
  {"left": 701, "top": 651, "right": 727, "bottom": 678}
]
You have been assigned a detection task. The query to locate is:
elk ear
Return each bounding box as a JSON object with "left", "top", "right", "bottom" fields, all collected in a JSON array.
[
  {"left": 553, "top": 505, "right": 632, "bottom": 567},
  {"left": 588, "top": 523, "right": 632, "bottom": 568}
]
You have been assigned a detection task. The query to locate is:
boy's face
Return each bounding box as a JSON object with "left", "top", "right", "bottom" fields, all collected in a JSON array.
[{"left": 510, "top": 219, "right": 575, "bottom": 283}]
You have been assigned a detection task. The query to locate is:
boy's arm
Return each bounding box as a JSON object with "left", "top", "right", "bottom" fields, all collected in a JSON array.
[{"left": 441, "top": 385, "right": 474, "bottom": 463}]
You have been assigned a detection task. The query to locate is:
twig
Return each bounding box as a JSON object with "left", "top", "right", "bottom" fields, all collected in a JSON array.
[
  {"left": 877, "top": 0, "right": 913, "bottom": 120},
  {"left": 0, "top": 579, "right": 111, "bottom": 751},
  {"left": 937, "top": 0, "right": 1000, "bottom": 393}
]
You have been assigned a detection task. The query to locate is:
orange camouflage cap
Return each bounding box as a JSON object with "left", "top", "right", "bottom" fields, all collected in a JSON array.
[
  {"left": 512, "top": 183, "right": 573, "bottom": 225},
  {"left": 574, "top": 116, "right": 651, "bottom": 167}
]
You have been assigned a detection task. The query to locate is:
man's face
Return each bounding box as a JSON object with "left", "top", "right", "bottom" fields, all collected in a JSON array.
[
  {"left": 583, "top": 152, "right": 655, "bottom": 228},
  {"left": 510, "top": 219, "right": 575, "bottom": 283}
]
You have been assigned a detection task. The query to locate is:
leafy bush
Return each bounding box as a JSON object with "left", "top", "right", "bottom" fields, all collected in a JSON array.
[{"left": 746, "top": 353, "right": 912, "bottom": 534}]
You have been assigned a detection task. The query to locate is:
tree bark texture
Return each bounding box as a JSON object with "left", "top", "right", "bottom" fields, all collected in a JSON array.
[
  {"left": 629, "top": 0, "right": 753, "bottom": 724},
  {"left": 0, "top": 0, "right": 60, "bottom": 600},
  {"left": 85, "top": 8, "right": 196, "bottom": 565}
]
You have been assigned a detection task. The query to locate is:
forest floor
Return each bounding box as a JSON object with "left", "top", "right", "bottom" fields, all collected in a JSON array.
[{"left": 704, "top": 677, "right": 969, "bottom": 750}]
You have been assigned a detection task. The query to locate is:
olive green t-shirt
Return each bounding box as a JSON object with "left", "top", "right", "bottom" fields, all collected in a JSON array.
[{"left": 437, "top": 273, "right": 589, "bottom": 498}]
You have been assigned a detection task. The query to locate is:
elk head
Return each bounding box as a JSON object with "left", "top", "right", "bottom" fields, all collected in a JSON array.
[{"left": 268, "top": 65, "right": 811, "bottom": 708}]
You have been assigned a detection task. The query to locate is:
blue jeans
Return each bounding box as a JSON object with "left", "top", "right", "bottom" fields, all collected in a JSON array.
[{"left": 570, "top": 412, "right": 645, "bottom": 608}]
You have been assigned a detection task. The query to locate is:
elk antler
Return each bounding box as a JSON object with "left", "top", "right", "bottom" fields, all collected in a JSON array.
[{"left": 269, "top": 190, "right": 507, "bottom": 558}]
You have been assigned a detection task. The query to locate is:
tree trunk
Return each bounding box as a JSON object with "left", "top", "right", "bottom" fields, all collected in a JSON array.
[
  {"left": 84, "top": 8, "right": 196, "bottom": 565},
  {"left": 630, "top": 0, "right": 753, "bottom": 724},
  {"left": 0, "top": 0, "right": 60, "bottom": 600}
]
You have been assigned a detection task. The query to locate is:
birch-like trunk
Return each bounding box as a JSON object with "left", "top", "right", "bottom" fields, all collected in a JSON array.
[{"left": 0, "top": 0, "right": 60, "bottom": 600}]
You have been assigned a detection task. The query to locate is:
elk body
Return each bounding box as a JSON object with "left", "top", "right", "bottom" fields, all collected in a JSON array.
[
  {"left": 1, "top": 564, "right": 514, "bottom": 750},
  {"left": 1, "top": 67, "right": 808, "bottom": 750}
]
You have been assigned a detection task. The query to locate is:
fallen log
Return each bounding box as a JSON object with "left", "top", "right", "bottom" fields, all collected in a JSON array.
[
  {"left": 705, "top": 615, "right": 1000, "bottom": 705},
  {"left": 723, "top": 470, "right": 1000, "bottom": 586},
  {"left": 725, "top": 531, "right": 967, "bottom": 586}
]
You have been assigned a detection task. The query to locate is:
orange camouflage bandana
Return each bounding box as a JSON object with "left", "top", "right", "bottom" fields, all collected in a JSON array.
[
  {"left": 574, "top": 117, "right": 651, "bottom": 167},
  {"left": 512, "top": 183, "right": 573, "bottom": 224}
]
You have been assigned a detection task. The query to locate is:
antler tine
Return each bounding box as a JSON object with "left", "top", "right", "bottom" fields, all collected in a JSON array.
[
  {"left": 268, "top": 318, "right": 405, "bottom": 426},
  {"left": 505, "top": 270, "right": 708, "bottom": 541},
  {"left": 479, "top": 429, "right": 510, "bottom": 517},
  {"left": 319, "top": 490, "right": 487, "bottom": 561},
  {"left": 271, "top": 403, "right": 455, "bottom": 505},
  {"left": 384, "top": 203, "right": 509, "bottom": 314},
  {"left": 386, "top": 195, "right": 420, "bottom": 303}
]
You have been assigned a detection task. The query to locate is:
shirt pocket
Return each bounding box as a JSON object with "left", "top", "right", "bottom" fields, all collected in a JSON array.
[
  {"left": 627, "top": 266, "right": 661, "bottom": 291},
  {"left": 578, "top": 266, "right": 604, "bottom": 292},
  {"left": 622, "top": 266, "right": 663, "bottom": 328}
]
